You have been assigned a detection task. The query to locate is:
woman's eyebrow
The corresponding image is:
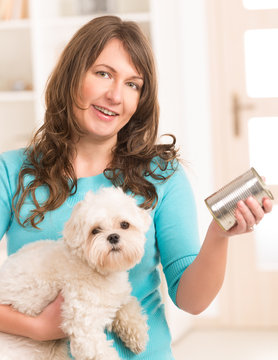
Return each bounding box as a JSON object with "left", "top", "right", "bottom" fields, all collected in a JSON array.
[
  {"left": 130, "top": 75, "right": 144, "bottom": 82},
  {"left": 95, "top": 63, "right": 143, "bottom": 81}
]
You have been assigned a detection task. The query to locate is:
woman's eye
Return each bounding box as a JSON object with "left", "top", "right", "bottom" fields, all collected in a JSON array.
[
  {"left": 92, "top": 227, "right": 101, "bottom": 235},
  {"left": 120, "top": 221, "right": 130, "bottom": 230},
  {"left": 127, "top": 82, "right": 139, "bottom": 91},
  {"left": 96, "top": 71, "right": 109, "bottom": 78}
]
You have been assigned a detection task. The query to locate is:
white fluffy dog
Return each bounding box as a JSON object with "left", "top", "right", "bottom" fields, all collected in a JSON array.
[{"left": 0, "top": 187, "right": 151, "bottom": 360}]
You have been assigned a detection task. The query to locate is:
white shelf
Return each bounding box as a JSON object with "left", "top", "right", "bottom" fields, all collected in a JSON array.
[
  {"left": 0, "top": 91, "right": 35, "bottom": 102},
  {"left": 39, "top": 12, "right": 151, "bottom": 28},
  {"left": 0, "top": 18, "right": 30, "bottom": 30},
  {"left": 117, "top": 12, "right": 151, "bottom": 22}
]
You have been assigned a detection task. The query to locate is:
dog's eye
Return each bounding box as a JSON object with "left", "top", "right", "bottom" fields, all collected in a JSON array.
[
  {"left": 120, "top": 221, "right": 130, "bottom": 230},
  {"left": 92, "top": 227, "right": 101, "bottom": 235}
]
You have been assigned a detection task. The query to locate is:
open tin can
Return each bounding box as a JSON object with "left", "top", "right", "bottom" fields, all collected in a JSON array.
[{"left": 205, "top": 168, "right": 274, "bottom": 231}]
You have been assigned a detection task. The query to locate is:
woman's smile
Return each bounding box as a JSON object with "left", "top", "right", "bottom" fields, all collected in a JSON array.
[
  {"left": 93, "top": 105, "right": 119, "bottom": 117},
  {"left": 91, "top": 104, "right": 120, "bottom": 122}
]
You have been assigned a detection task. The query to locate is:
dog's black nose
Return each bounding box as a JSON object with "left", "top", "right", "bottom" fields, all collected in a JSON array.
[{"left": 107, "top": 233, "right": 120, "bottom": 244}]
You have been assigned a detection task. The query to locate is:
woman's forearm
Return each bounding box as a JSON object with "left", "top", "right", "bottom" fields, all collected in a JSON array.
[
  {"left": 176, "top": 220, "right": 229, "bottom": 314},
  {"left": 0, "top": 294, "right": 66, "bottom": 341},
  {"left": 176, "top": 197, "right": 272, "bottom": 314},
  {"left": 0, "top": 304, "right": 36, "bottom": 339}
]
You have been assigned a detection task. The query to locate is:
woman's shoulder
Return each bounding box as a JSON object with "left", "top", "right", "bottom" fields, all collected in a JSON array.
[
  {"left": 0, "top": 148, "right": 26, "bottom": 161},
  {"left": 0, "top": 148, "right": 26, "bottom": 176},
  {"left": 149, "top": 157, "right": 193, "bottom": 195},
  {"left": 149, "top": 156, "right": 184, "bottom": 179}
]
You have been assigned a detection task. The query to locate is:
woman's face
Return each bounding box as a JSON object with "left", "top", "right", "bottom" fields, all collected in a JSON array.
[{"left": 74, "top": 38, "right": 143, "bottom": 145}]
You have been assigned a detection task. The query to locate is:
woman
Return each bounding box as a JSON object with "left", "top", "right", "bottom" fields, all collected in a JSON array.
[{"left": 0, "top": 16, "right": 272, "bottom": 359}]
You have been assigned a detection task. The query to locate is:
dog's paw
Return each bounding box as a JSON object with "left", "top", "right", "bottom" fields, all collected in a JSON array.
[
  {"left": 112, "top": 310, "right": 149, "bottom": 354},
  {"left": 122, "top": 319, "right": 149, "bottom": 354},
  {"left": 95, "top": 347, "right": 121, "bottom": 360}
]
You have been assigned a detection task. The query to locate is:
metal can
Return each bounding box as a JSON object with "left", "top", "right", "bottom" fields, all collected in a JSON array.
[{"left": 205, "top": 168, "right": 274, "bottom": 231}]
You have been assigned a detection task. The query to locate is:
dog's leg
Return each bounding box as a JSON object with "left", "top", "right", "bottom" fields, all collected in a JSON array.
[
  {"left": 61, "top": 293, "right": 121, "bottom": 360},
  {"left": 51, "top": 339, "right": 71, "bottom": 360},
  {"left": 69, "top": 332, "right": 120, "bottom": 360},
  {"left": 110, "top": 296, "right": 148, "bottom": 354}
]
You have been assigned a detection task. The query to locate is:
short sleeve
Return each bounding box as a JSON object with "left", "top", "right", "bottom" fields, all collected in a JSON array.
[{"left": 154, "top": 164, "right": 200, "bottom": 305}]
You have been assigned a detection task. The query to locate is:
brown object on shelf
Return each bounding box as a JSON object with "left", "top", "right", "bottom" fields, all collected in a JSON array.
[
  {"left": 0, "top": 0, "right": 14, "bottom": 20},
  {"left": 0, "top": 0, "right": 29, "bottom": 21},
  {"left": 20, "top": 0, "right": 28, "bottom": 19}
]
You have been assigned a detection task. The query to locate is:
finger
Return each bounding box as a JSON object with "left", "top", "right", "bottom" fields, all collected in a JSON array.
[
  {"left": 262, "top": 197, "right": 273, "bottom": 213},
  {"left": 245, "top": 196, "right": 265, "bottom": 224},
  {"left": 237, "top": 200, "right": 256, "bottom": 229},
  {"left": 57, "top": 293, "right": 64, "bottom": 302},
  {"left": 48, "top": 293, "right": 64, "bottom": 310},
  {"left": 233, "top": 208, "right": 248, "bottom": 232}
]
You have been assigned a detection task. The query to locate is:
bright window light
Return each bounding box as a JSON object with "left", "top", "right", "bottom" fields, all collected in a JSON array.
[
  {"left": 248, "top": 117, "right": 278, "bottom": 184},
  {"left": 243, "top": 0, "right": 278, "bottom": 9},
  {"left": 245, "top": 29, "right": 278, "bottom": 98}
]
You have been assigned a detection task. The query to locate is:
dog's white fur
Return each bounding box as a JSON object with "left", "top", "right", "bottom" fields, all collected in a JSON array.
[{"left": 0, "top": 187, "right": 151, "bottom": 360}]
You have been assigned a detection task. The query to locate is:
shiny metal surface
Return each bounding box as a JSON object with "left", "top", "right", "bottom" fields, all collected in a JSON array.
[{"left": 205, "top": 168, "right": 274, "bottom": 231}]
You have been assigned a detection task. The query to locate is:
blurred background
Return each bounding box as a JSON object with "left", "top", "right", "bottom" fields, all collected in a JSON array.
[{"left": 0, "top": 0, "right": 278, "bottom": 359}]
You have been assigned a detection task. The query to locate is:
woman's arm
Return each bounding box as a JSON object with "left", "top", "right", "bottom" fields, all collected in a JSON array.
[
  {"left": 0, "top": 152, "right": 67, "bottom": 341},
  {"left": 0, "top": 294, "right": 66, "bottom": 341},
  {"left": 176, "top": 197, "right": 273, "bottom": 314}
]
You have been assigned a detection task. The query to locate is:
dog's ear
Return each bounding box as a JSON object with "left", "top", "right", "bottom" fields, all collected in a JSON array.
[
  {"left": 139, "top": 208, "right": 152, "bottom": 233},
  {"left": 63, "top": 200, "right": 87, "bottom": 251}
]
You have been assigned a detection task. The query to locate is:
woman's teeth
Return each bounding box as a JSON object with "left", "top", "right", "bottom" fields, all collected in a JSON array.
[{"left": 94, "top": 105, "right": 117, "bottom": 116}]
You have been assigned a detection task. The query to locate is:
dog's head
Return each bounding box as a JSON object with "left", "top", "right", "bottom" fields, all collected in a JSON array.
[{"left": 63, "top": 187, "right": 152, "bottom": 274}]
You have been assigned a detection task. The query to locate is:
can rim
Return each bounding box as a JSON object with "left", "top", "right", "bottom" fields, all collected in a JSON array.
[{"left": 251, "top": 167, "right": 274, "bottom": 200}]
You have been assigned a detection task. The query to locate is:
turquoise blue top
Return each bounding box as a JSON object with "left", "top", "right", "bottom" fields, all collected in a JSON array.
[{"left": 0, "top": 149, "right": 200, "bottom": 359}]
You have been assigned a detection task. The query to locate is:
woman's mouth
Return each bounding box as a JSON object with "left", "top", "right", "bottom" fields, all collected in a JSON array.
[{"left": 93, "top": 105, "right": 119, "bottom": 116}]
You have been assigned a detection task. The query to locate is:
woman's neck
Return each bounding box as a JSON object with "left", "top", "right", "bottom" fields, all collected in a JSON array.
[{"left": 73, "top": 139, "right": 114, "bottom": 178}]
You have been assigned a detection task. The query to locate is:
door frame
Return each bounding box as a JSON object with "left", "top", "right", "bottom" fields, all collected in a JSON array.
[{"left": 203, "top": 0, "right": 278, "bottom": 328}]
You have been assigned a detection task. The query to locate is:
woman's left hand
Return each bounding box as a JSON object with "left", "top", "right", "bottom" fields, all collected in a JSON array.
[{"left": 212, "top": 196, "right": 273, "bottom": 238}]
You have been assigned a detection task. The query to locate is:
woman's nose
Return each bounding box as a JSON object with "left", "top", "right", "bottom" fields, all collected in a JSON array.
[{"left": 106, "top": 81, "right": 122, "bottom": 104}]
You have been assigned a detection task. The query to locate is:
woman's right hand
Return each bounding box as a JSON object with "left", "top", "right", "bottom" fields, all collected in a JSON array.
[{"left": 31, "top": 293, "right": 67, "bottom": 341}]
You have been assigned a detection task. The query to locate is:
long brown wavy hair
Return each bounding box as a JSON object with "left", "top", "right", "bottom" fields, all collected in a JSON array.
[{"left": 13, "top": 15, "right": 179, "bottom": 228}]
